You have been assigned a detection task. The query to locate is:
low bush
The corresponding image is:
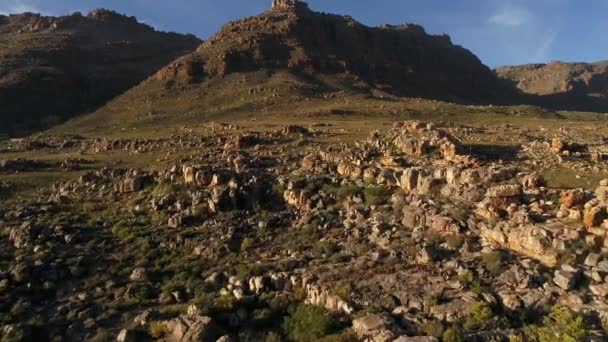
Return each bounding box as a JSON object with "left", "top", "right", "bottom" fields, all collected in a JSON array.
[
  {"left": 464, "top": 301, "right": 493, "bottom": 331},
  {"left": 283, "top": 304, "right": 340, "bottom": 342},
  {"left": 363, "top": 185, "right": 391, "bottom": 206},
  {"left": 421, "top": 319, "right": 445, "bottom": 338},
  {"left": 524, "top": 306, "right": 587, "bottom": 342},
  {"left": 481, "top": 251, "right": 502, "bottom": 275}
]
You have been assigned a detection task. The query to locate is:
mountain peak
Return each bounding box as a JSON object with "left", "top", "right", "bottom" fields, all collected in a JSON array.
[
  {"left": 155, "top": 2, "right": 505, "bottom": 103},
  {"left": 271, "top": 0, "right": 309, "bottom": 10}
]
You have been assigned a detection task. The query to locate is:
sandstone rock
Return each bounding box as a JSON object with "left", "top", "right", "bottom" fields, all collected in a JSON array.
[
  {"left": 114, "top": 176, "right": 146, "bottom": 193},
  {"left": 305, "top": 284, "right": 353, "bottom": 314},
  {"left": 116, "top": 329, "right": 137, "bottom": 342},
  {"left": 429, "top": 299, "right": 472, "bottom": 322},
  {"left": 486, "top": 184, "right": 522, "bottom": 198},
  {"left": 550, "top": 138, "right": 567, "bottom": 154},
  {"left": 481, "top": 224, "right": 558, "bottom": 267},
  {"left": 497, "top": 291, "right": 522, "bottom": 311},
  {"left": 352, "top": 314, "right": 399, "bottom": 342},
  {"left": 282, "top": 125, "right": 310, "bottom": 135},
  {"left": 560, "top": 189, "right": 586, "bottom": 209},
  {"left": 553, "top": 270, "right": 577, "bottom": 290},
  {"left": 283, "top": 189, "right": 312, "bottom": 211},
  {"left": 129, "top": 268, "right": 148, "bottom": 282},
  {"left": 160, "top": 314, "right": 219, "bottom": 342},
  {"left": 596, "top": 184, "right": 608, "bottom": 202},
  {"left": 520, "top": 173, "right": 544, "bottom": 189},
  {"left": 352, "top": 314, "right": 391, "bottom": 334},
  {"left": 585, "top": 253, "right": 601, "bottom": 267},
  {"left": 183, "top": 165, "right": 213, "bottom": 187},
  {"left": 393, "top": 337, "right": 439, "bottom": 342},
  {"left": 590, "top": 283, "right": 608, "bottom": 297},
  {"left": 596, "top": 261, "right": 608, "bottom": 273},
  {"left": 584, "top": 205, "right": 607, "bottom": 227}
]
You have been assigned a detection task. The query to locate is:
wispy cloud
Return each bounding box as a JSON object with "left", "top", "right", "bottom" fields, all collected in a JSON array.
[
  {"left": 488, "top": 5, "right": 532, "bottom": 27},
  {"left": 0, "top": 0, "right": 40, "bottom": 15},
  {"left": 531, "top": 31, "right": 557, "bottom": 61}
]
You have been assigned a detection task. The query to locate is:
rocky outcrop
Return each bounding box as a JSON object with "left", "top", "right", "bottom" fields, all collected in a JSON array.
[
  {"left": 481, "top": 224, "right": 559, "bottom": 267},
  {"left": 392, "top": 121, "right": 462, "bottom": 160},
  {"left": 156, "top": 313, "right": 220, "bottom": 342},
  {"left": 0, "top": 10, "right": 200, "bottom": 136}
]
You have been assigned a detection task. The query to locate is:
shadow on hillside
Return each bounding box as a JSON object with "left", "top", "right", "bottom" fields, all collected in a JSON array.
[
  {"left": 489, "top": 77, "right": 608, "bottom": 113},
  {"left": 463, "top": 144, "right": 521, "bottom": 161}
]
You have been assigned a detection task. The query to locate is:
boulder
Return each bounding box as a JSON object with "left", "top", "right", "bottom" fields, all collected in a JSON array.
[
  {"left": 114, "top": 176, "right": 146, "bottom": 193},
  {"left": 393, "top": 337, "right": 439, "bottom": 342},
  {"left": 553, "top": 270, "right": 577, "bottom": 290},
  {"left": 352, "top": 314, "right": 399, "bottom": 342},
  {"left": 550, "top": 138, "right": 567, "bottom": 154},
  {"left": 129, "top": 268, "right": 148, "bottom": 282},
  {"left": 585, "top": 253, "right": 601, "bottom": 267},
  {"left": 159, "top": 314, "right": 220, "bottom": 342},
  {"left": 584, "top": 205, "right": 607, "bottom": 227},
  {"left": 560, "top": 189, "right": 586, "bottom": 209},
  {"left": 481, "top": 224, "right": 558, "bottom": 267}
]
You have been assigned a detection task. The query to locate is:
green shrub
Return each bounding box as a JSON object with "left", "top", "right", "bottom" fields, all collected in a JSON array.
[
  {"left": 481, "top": 251, "right": 502, "bottom": 275},
  {"left": 464, "top": 301, "right": 493, "bottom": 331},
  {"left": 421, "top": 319, "right": 444, "bottom": 338},
  {"left": 283, "top": 304, "right": 339, "bottom": 342},
  {"left": 314, "top": 240, "right": 339, "bottom": 257},
  {"left": 446, "top": 234, "right": 465, "bottom": 250},
  {"left": 458, "top": 270, "right": 483, "bottom": 294},
  {"left": 525, "top": 306, "right": 587, "bottom": 342},
  {"left": 111, "top": 221, "right": 137, "bottom": 242},
  {"left": 442, "top": 326, "right": 464, "bottom": 342},
  {"left": 240, "top": 237, "right": 254, "bottom": 253},
  {"left": 149, "top": 322, "right": 166, "bottom": 339},
  {"left": 264, "top": 332, "right": 283, "bottom": 342},
  {"left": 424, "top": 229, "right": 444, "bottom": 246},
  {"left": 335, "top": 184, "right": 363, "bottom": 200},
  {"left": 363, "top": 186, "right": 391, "bottom": 206}
]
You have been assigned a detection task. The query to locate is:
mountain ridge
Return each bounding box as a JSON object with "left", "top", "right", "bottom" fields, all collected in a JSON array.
[
  {"left": 154, "top": 2, "right": 509, "bottom": 102},
  {"left": 0, "top": 8, "right": 201, "bottom": 136},
  {"left": 495, "top": 60, "right": 608, "bottom": 112}
]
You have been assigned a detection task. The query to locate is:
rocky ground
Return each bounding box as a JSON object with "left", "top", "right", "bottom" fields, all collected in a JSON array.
[{"left": 0, "top": 119, "right": 607, "bottom": 341}]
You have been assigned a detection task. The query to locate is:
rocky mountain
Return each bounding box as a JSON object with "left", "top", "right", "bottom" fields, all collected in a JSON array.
[
  {"left": 496, "top": 61, "right": 608, "bottom": 112},
  {"left": 0, "top": 9, "right": 201, "bottom": 136},
  {"left": 61, "top": 0, "right": 520, "bottom": 134},
  {"left": 153, "top": 1, "right": 509, "bottom": 102}
]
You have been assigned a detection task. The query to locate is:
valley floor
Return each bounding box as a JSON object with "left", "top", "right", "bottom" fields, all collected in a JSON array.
[{"left": 1, "top": 99, "right": 608, "bottom": 341}]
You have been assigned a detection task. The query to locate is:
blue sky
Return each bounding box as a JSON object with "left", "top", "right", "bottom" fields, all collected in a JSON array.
[{"left": 1, "top": 0, "right": 606, "bottom": 68}]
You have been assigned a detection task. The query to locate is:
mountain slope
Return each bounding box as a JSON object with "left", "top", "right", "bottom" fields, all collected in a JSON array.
[
  {"left": 59, "top": 1, "right": 516, "bottom": 134},
  {"left": 0, "top": 9, "right": 201, "bottom": 136},
  {"left": 496, "top": 61, "right": 608, "bottom": 112}
]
